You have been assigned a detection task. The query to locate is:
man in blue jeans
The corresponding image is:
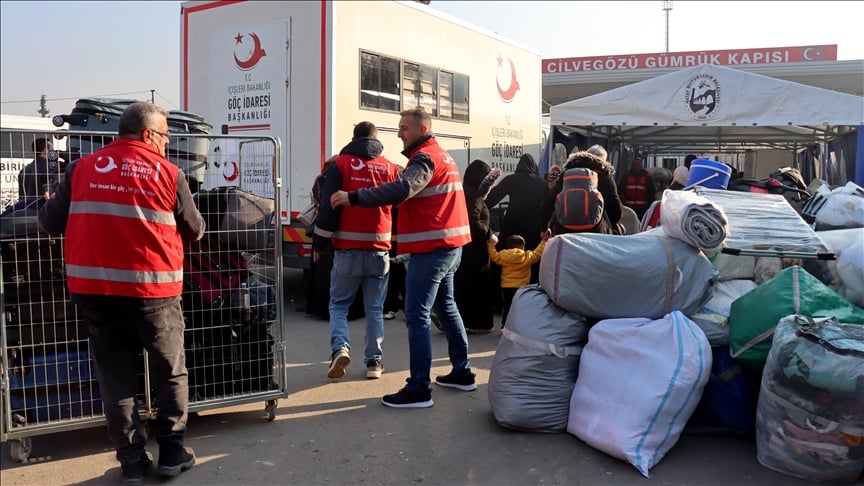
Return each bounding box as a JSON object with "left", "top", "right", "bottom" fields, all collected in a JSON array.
[
  {"left": 331, "top": 108, "right": 477, "bottom": 408},
  {"left": 314, "top": 121, "right": 400, "bottom": 380}
]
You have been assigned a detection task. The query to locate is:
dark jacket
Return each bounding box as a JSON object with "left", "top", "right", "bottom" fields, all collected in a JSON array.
[
  {"left": 539, "top": 152, "right": 624, "bottom": 235},
  {"left": 18, "top": 155, "right": 62, "bottom": 199},
  {"left": 485, "top": 155, "right": 548, "bottom": 250},
  {"left": 455, "top": 159, "right": 495, "bottom": 330},
  {"left": 313, "top": 137, "right": 385, "bottom": 253},
  {"left": 462, "top": 159, "right": 494, "bottom": 260}
]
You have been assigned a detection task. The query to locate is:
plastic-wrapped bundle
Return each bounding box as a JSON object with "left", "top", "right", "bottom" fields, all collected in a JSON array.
[
  {"left": 488, "top": 285, "right": 588, "bottom": 433},
  {"left": 660, "top": 189, "right": 728, "bottom": 249},
  {"left": 755, "top": 315, "right": 864, "bottom": 483}
]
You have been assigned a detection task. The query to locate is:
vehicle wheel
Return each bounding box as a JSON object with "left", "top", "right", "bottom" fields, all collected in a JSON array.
[
  {"left": 10, "top": 437, "right": 32, "bottom": 462},
  {"left": 265, "top": 400, "right": 277, "bottom": 421}
]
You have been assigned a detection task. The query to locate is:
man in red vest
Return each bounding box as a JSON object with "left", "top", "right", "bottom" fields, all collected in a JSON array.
[
  {"left": 39, "top": 102, "right": 204, "bottom": 483},
  {"left": 618, "top": 157, "right": 656, "bottom": 221},
  {"left": 331, "top": 108, "right": 476, "bottom": 408},
  {"left": 313, "top": 122, "right": 400, "bottom": 380}
]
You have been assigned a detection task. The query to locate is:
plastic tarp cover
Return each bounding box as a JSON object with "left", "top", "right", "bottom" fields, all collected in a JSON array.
[
  {"left": 567, "top": 311, "right": 712, "bottom": 478},
  {"left": 539, "top": 231, "right": 715, "bottom": 320},
  {"left": 693, "top": 187, "right": 834, "bottom": 259},
  {"left": 488, "top": 285, "right": 588, "bottom": 433}
]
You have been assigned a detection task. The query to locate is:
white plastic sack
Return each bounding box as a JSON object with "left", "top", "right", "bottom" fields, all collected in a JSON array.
[
  {"left": 688, "top": 279, "right": 758, "bottom": 346},
  {"left": 837, "top": 238, "right": 864, "bottom": 307},
  {"left": 488, "top": 285, "right": 589, "bottom": 433},
  {"left": 753, "top": 257, "right": 782, "bottom": 285},
  {"left": 539, "top": 231, "right": 716, "bottom": 320},
  {"left": 815, "top": 182, "right": 864, "bottom": 229},
  {"left": 810, "top": 228, "right": 864, "bottom": 308},
  {"left": 567, "top": 311, "right": 712, "bottom": 477}
]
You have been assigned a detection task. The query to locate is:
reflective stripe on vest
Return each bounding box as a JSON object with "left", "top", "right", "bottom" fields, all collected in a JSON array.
[
  {"left": 66, "top": 264, "right": 183, "bottom": 284},
  {"left": 398, "top": 225, "right": 470, "bottom": 243},
  {"left": 414, "top": 181, "right": 464, "bottom": 198},
  {"left": 69, "top": 201, "right": 176, "bottom": 226},
  {"left": 333, "top": 230, "right": 392, "bottom": 242}
]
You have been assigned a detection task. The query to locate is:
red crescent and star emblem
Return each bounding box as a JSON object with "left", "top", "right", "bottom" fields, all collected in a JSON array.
[
  {"left": 496, "top": 54, "right": 520, "bottom": 103},
  {"left": 233, "top": 32, "right": 267, "bottom": 71},
  {"left": 222, "top": 161, "right": 239, "bottom": 182}
]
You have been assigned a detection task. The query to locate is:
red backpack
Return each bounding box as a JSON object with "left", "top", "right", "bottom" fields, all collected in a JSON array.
[{"left": 554, "top": 168, "right": 605, "bottom": 231}]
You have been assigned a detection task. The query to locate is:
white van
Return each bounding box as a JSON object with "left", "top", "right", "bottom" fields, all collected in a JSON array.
[{"left": 0, "top": 115, "right": 67, "bottom": 208}]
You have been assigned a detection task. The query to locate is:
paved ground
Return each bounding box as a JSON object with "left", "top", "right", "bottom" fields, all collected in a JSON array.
[{"left": 1, "top": 269, "right": 816, "bottom": 485}]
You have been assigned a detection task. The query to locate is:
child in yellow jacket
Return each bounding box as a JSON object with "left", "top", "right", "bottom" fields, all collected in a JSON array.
[{"left": 487, "top": 232, "right": 548, "bottom": 327}]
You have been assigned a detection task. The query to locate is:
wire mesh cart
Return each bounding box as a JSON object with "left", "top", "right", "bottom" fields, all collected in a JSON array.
[{"left": 1, "top": 126, "right": 287, "bottom": 462}]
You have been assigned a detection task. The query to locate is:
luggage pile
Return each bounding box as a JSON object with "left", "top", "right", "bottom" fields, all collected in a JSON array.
[
  {"left": 183, "top": 186, "right": 278, "bottom": 401},
  {"left": 487, "top": 184, "right": 864, "bottom": 481},
  {"left": 53, "top": 98, "right": 213, "bottom": 190},
  {"left": 1, "top": 210, "right": 103, "bottom": 425}
]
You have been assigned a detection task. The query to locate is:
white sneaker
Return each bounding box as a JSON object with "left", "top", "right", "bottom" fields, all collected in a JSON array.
[{"left": 383, "top": 311, "right": 396, "bottom": 320}]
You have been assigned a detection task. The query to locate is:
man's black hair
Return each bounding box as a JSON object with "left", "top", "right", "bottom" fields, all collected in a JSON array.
[
  {"left": 32, "top": 138, "right": 50, "bottom": 153},
  {"left": 353, "top": 121, "right": 377, "bottom": 140}
]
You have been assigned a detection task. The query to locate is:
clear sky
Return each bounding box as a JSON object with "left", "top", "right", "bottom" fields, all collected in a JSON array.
[{"left": 2, "top": 1, "right": 862, "bottom": 118}]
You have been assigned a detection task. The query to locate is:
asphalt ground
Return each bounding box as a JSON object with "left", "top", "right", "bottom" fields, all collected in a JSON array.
[{"left": 0, "top": 269, "right": 818, "bottom": 485}]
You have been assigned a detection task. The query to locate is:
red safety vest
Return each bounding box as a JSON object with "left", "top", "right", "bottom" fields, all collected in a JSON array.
[
  {"left": 64, "top": 139, "right": 184, "bottom": 298},
  {"left": 622, "top": 172, "right": 651, "bottom": 210},
  {"left": 332, "top": 153, "right": 399, "bottom": 251},
  {"left": 397, "top": 137, "right": 471, "bottom": 254}
]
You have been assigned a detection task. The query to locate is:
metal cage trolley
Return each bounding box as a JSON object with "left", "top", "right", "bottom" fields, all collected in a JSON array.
[{"left": 0, "top": 126, "right": 288, "bottom": 462}]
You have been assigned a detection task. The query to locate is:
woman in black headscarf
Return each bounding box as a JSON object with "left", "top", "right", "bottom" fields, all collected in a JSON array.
[
  {"left": 454, "top": 159, "right": 498, "bottom": 333},
  {"left": 485, "top": 153, "right": 549, "bottom": 282}
]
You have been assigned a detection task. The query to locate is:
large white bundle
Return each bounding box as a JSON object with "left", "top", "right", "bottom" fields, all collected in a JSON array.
[
  {"left": 539, "top": 231, "right": 715, "bottom": 320},
  {"left": 488, "top": 285, "right": 589, "bottom": 433},
  {"left": 688, "top": 279, "right": 758, "bottom": 345},
  {"left": 567, "top": 311, "right": 712, "bottom": 477}
]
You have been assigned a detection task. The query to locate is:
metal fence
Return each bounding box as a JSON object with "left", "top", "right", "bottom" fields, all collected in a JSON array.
[{"left": 0, "top": 129, "right": 286, "bottom": 462}]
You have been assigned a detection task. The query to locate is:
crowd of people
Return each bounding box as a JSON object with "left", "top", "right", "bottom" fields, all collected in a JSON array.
[{"left": 305, "top": 108, "right": 726, "bottom": 410}]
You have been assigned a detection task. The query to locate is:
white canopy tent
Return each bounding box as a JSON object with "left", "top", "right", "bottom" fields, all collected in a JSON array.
[{"left": 549, "top": 63, "right": 864, "bottom": 154}]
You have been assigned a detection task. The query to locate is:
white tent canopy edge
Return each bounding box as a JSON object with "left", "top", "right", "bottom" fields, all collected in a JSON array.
[{"left": 549, "top": 63, "right": 864, "bottom": 153}]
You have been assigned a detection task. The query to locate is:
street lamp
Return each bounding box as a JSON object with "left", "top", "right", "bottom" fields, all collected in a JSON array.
[{"left": 662, "top": 1, "right": 673, "bottom": 53}]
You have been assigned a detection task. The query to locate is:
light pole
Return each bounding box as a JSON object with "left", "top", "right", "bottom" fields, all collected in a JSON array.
[{"left": 662, "top": 1, "right": 673, "bottom": 53}]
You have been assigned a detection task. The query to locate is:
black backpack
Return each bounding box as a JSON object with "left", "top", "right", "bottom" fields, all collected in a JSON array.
[{"left": 554, "top": 167, "right": 605, "bottom": 231}]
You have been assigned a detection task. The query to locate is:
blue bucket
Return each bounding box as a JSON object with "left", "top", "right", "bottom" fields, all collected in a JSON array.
[{"left": 686, "top": 159, "right": 732, "bottom": 190}]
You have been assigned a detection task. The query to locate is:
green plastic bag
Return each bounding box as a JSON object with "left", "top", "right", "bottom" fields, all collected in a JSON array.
[{"left": 728, "top": 265, "right": 864, "bottom": 368}]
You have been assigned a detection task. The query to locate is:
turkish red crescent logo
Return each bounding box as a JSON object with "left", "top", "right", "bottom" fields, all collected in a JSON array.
[
  {"left": 233, "top": 32, "right": 267, "bottom": 71},
  {"left": 496, "top": 55, "right": 520, "bottom": 103},
  {"left": 222, "top": 161, "right": 239, "bottom": 182}
]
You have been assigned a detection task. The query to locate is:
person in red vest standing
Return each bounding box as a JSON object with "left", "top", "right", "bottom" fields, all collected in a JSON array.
[
  {"left": 39, "top": 102, "right": 204, "bottom": 483},
  {"left": 618, "top": 157, "right": 656, "bottom": 221},
  {"left": 331, "top": 108, "right": 476, "bottom": 408},
  {"left": 313, "top": 121, "right": 400, "bottom": 380}
]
